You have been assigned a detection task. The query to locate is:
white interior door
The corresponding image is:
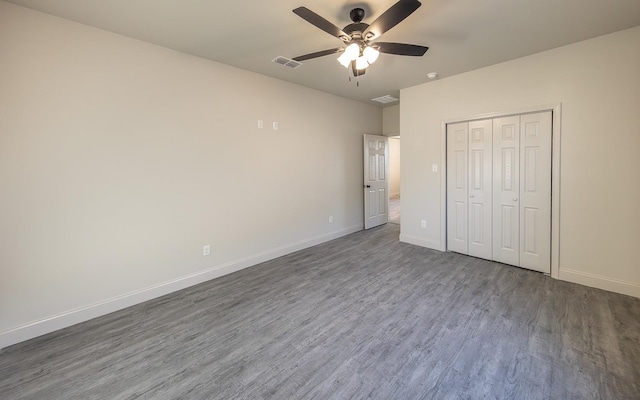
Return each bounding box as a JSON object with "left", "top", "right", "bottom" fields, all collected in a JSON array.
[
  {"left": 519, "top": 112, "right": 552, "bottom": 273},
  {"left": 363, "top": 134, "right": 389, "bottom": 229},
  {"left": 446, "top": 122, "right": 469, "bottom": 254},
  {"left": 492, "top": 116, "right": 521, "bottom": 266},
  {"left": 468, "top": 119, "right": 493, "bottom": 259}
]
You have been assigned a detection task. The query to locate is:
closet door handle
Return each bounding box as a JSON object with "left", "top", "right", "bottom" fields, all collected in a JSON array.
[
  {"left": 469, "top": 194, "right": 475, "bottom": 198},
  {"left": 513, "top": 197, "right": 518, "bottom": 201}
]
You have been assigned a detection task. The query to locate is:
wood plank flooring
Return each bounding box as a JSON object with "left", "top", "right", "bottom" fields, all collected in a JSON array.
[{"left": 1, "top": 224, "right": 639, "bottom": 399}]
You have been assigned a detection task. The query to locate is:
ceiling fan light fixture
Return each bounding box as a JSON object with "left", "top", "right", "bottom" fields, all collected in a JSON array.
[
  {"left": 337, "top": 52, "right": 352, "bottom": 68},
  {"left": 355, "top": 55, "right": 369, "bottom": 70},
  {"left": 292, "top": 1, "right": 429, "bottom": 80},
  {"left": 363, "top": 46, "right": 380, "bottom": 64}
]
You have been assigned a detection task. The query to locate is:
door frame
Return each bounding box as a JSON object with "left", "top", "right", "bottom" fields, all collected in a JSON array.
[{"left": 439, "top": 103, "right": 562, "bottom": 278}]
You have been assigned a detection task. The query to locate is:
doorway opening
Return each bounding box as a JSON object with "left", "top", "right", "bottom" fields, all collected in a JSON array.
[{"left": 389, "top": 135, "right": 401, "bottom": 225}]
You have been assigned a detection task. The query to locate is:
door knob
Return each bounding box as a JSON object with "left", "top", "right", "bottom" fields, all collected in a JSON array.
[
  {"left": 365, "top": 185, "right": 371, "bottom": 188},
  {"left": 513, "top": 197, "right": 518, "bottom": 201},
  {"left": 469, "top": 194, "right": 474, "bottom": 198}
]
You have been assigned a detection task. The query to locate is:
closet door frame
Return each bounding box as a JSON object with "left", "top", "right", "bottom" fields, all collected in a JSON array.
[{"left": 440, "top": 104, "right": 562, "bottom": 278}]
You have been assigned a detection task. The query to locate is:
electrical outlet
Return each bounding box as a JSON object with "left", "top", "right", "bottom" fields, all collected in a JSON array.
[
  {"left": 432, "top": 164, "right": 438, "bottom": 172},
  {"left": 273, "top": 121, "right": 279, "bottom": 130},
  {"left": 203, "top": 245, "right": 211, "bottom": 256},
  {"left": 328, "top": 215, "right": 333, "bottom": 224},
  {"left": 421, "top": 220, "right": 427, "bottom": 228},
  {"left": 257, "top": 120, "right": 263, "bottom": 129}
]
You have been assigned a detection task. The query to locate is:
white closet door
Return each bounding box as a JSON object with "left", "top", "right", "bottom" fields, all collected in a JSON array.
[
  {"left": 447, "top": 111, "right": 552, "bottom": 273},
  {"left": 467, "top": 119, "right": 493, "bottom": 259},
  {"left": 492, "top": 116, "right": 520, "bottom": 266},
  {"left": 447, "top": 122, "right": 469, "bottom": 254},
  {"left": 519, "top": 112, "right": 552, "bottom": 273}
]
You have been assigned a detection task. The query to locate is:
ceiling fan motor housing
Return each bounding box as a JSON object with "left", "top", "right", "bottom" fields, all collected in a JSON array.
[
  {"left": 343, "top": 23, "right": 368, "bottom": 38},
  {"left": 344, "top": 7, "right": 368, "bottom": 40}
]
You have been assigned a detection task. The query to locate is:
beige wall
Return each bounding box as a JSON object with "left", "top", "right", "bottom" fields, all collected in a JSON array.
[
  {"left": 384, "top": 105, "right": 401, "bottom": 198},
  {"left": 400, "top": 26, "right": 640, "bottom": 297},
  {"left": 382, "top": 105, "right": 400, "bottom": 136},
  {"left": 0, "top": 2, "right": 382, "bottom": 348}
]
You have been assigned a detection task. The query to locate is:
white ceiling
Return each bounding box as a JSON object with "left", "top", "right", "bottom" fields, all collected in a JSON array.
[{"left": 8, "top": 0, "right": 640, "bottom": 106}]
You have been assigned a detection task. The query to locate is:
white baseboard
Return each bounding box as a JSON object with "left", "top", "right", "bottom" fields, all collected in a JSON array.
[
  {"left": 0, "top": 224, "right": 363, "bottom": 350},
  {"left": 559, "top": 268, "right": 640, "bottom": 298},
  {"left": 399, "top": 234, "right": 443, "bottom": 251}
]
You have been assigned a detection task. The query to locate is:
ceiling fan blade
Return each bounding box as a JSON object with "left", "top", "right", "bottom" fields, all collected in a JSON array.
[
  {"left": 293, "top": 7, "right": 348, "bottom": 39},
  {"left": 292, "top": 48, "right": 342, "bottom": 62},
  {"left": 364, "top": 0, "right": 422, "bottom": 40},
  {"left": 375, "top": 42, "right": 429, "bottom": 56}
]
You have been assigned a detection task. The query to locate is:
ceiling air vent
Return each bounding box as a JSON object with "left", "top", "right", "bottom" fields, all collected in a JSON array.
[
  {"left": 372, "top": 95, "right": 399, "bottom": 104},
  {"left": 272, "top": 56, "right": 302, "bottom": 69}
]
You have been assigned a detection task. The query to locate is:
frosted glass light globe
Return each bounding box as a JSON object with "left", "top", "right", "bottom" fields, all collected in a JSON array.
[
  {"left": 363, "top": 46, "right": 379, "bottom": 64},
  {"left": 344, "top": 43, "right": 360, "bottom": 60}
]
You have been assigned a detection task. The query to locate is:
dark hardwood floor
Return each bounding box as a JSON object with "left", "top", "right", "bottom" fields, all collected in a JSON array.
[{"left": 1, "top": 224, "right": 639, "bottom": 399}]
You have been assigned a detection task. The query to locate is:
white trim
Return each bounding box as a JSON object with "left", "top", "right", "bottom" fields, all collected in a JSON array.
[
  {"left": 399, "top": 233, "right": 441, "bottom": 251},
  {"left": 0, "top": 224, "right": 362, "bottom": 350},
  {"left": 550, "top": 104, "right": 562, "bottom": 279},
  {"left": 441, "top": 103, "right": 563, "bottom": 126},
  {"left": 439, "top": 103, "right": 562, "bottom": 275},
  {"left": 439, "top": 120, "right": 448, "bottom": 252},
  {"left": 559, "top": 268, "right": 640, "bottom": 298}
]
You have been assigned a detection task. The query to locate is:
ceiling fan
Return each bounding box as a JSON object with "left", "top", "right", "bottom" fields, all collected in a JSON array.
[{"left": 292, "top": 0, "right": 429, "bottom": 77}]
